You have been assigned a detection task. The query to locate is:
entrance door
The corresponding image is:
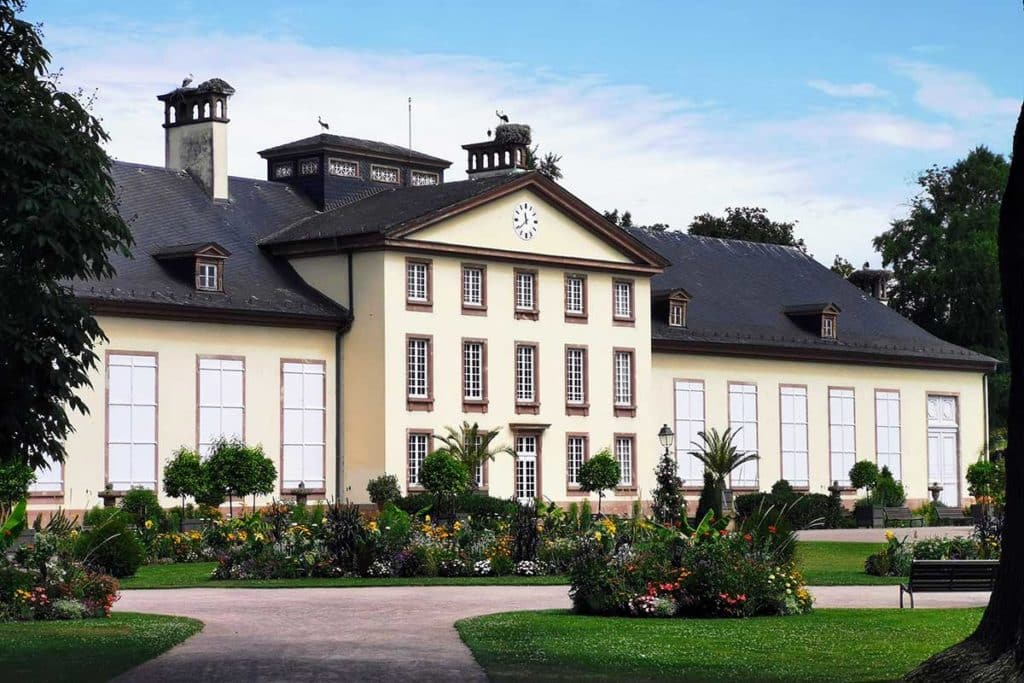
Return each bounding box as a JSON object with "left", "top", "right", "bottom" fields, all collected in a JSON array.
[
  {"left": 514, "top": 434, "right": 538, "bottom": 503},
  {"left": 927, "top": 395, "right": 959, "bottom": 507}
]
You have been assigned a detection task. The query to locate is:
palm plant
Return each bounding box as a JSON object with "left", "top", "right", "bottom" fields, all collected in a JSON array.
[
  {"left": 432, "top": 422, "right": 514, "bottom": 490},
  {"left": 688, "top": 428, "right": 759, "bottom": 514}
]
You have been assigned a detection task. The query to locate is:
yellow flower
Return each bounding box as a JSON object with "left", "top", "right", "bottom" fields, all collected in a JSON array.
[
  {"left": 885, "top": 530, "right": 895, "bottom": 542},
  {"left": 594, "top": 531, "right": 603, "bottom": 542},
  {"left": 144, "top": 519, "right": 154, "bottom": 530},
  {"left": 425, "top": 515, "right": 431, "bottom": 523}
]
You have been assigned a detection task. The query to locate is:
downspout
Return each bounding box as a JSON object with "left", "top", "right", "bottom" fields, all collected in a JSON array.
[
  {"left": 333, "top": 248, "right": 355, "bottom": 502},
  {"left": 983, "top": 372, "right": 990, "bottom": 460}
]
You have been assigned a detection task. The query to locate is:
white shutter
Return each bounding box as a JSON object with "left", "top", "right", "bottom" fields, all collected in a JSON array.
[
  {"left": 674, "top": 380, "right": 705, "bottom": 485},
  {"left": 729, "top": 383, "right": 758, "bottom": 488},
  {"left": 107, "top": 354, "right": 157, "bottom": 490},
  {"left": 875, "top": 391, "right": 901, "bottom": 479},
  {"left": 282, "top": 361, "right": 326, "bottom": 489},
  {"left": 780, "top": 386, "right": 809, "bottom": 487},
  {"left": 830, "top": 389, "right": 856, "bottom": 486}
]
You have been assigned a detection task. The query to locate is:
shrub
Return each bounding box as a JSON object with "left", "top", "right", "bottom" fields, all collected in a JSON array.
[
  {"left": 579, "top": 450, "right": 620, "bottom": 514},
  {"left": 770, "top": 479, "right": 795, "bottom": 498},
  {"left": 121, "top": 487, "right": 165, "bottom": 531},
  {"left": 967, "top": 459, "right": 1006, "bottom": 507},
  {"left": 420, "top": 451, "right": 469, "bottom": 518},
  {"left": 651, "top": 451, "right": 685, "bottom": 526},
  {"left": 695, "top": 472, "right": 721, "bottom": 522},
  {"left": 51, "top": 598, "right": 86, "bottom": 620},
  {"left": 366, "top": 474, "right": 401, "bottom": 508},
  {"left": 323, "top": 500, "right": 363, "bottom": 571},
  {"left": 75, "top": 511, "right": 145, "bottom": 578},
  {"left": 734, "top": 492, "right": 831, "bottom": 530},
  {"left": 872, "top": 467, "right": 906, "bottom": 507},
  {"left": 0, "top": 460, "right": 35, "bottom": 513},
  {"left": 205, "top": 438, "right": 277, "bottom": 513},
  {"left": 511, "top": 502, "right": 539, "bottom": 563},
  {"left": 849, "top": 461, "right": 879, "bottom": 491},
  {"left": 824, "top": 485, "right": 845, "bottom": 528},
  {"left": 163, "top": 447, "right": 205, "bottom": 515}
]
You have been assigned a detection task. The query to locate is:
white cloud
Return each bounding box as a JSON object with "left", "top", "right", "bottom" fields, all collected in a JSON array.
[
  {"left": 808, "top": 79, "right": 889, "bottom": 99},
  {"left": 891, "top": 59, "right": 1019, "bottom": 121},
  {"left": 38, "top": 23, "right": 996, "bottom": 268}
]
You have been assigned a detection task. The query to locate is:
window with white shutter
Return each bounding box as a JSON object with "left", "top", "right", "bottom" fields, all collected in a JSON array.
[
  {"left": 780, "top": 385, "right": 809, "bottom": 488},
  {"left": 198, "top": 357, "right": 244, "bottom": 457},
  {"left": 107, "top": 353, "right": 158, "bottom": 490},
  {"left": 674, "top": 380, "right": 705, "bottom": 485},
  {"left": 282, "top": 361, "right": 326, "bottom": 490},
  {"left": 830, "top": 388, "right": 857, "bottom": 486},
  {"left": 876, "top": 390, "right": 902, "bottom": 479},
  {"left": 729, "top": 383, "right": 759, "bottom": 488},
  {"left": 29, "top": 454, "right": 62, "bottom": 494}
]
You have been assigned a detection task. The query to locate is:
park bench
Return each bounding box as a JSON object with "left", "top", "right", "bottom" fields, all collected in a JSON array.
[
  {"left": 900, "top": 559, "right": 998, "bottom": 608},
  {"left": 883, "top": 506, "right": 924, "bottom": 527},
  {"left": 935, "top": 506, "right": 973, "bottom": 526}
]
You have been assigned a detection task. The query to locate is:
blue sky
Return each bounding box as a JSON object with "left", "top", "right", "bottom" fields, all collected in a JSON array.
[{"left": 28, "top": 1, "right": 1023, "bottom": 265}]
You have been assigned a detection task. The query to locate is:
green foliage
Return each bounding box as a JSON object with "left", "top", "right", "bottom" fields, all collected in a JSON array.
[
  {"left": 205, "top": 438, "right": 276, "bottom": 511},
  {"left": 432, "top": 422, "right": 513, "bottom": 489},
  {"left": 602, "top": 208, "right": 671, "bottom": 232},
  {"left": 913, "top": 502, "right": 940, "bottom": 527},
  {"left": 734, "top": 492, "right": 831, "bottom": 530},
  {"left": 0, "top": 461, "right": 35, "bottom": 513},
  {"left": 525, "top": 145, "right": 563, "bottom": 180},
  {"left": 0, "top": 1, "right": 134, "bottom": 471},
  {"left": 74, "top": 511, "right": 144, "bottom": 578},
  {"left": 865, "top": 533, "right": 998, "bottom": 577},
  {"left": 1, "top": 497, "right": 28, "bottom": 550},
  {"left": 322, "top": 500, "right": 363, "bottom": 571},
  {"left": 688, "top": 428, "right": 757, "bottom": 491},
  {"left": 578, "top": 450, "right": 620, "bottom": 513},
  {"left": 120, "top": 488, "right": 164, "bottom": 531},
  {"left": 825, "top": 484, "right": 845, "bottom": 528},
  {"left": 420, "top": 450, "right": 470, "bottom": 517},
  {"left": 966, "top": 458, "right": 1006, "bottom": 505},
  {"left": 873, "top": 147, "right": 1009, "bottom": 428},
  {"left": 393, "top": 492, "right": 517, "bottom": 518},
  {"left": 651, "top": 451, "right": 685, "bottom": 526},
  {"left": 366, "top": 474, "right": 401, "bottom": 507},
  {"left": 771, "top": 479, "right": 795, "bottom": 498},
  {"left": 871, "top": 467, "right": 905, "bottom": 507},
  {"left": 848, "top": 460, "right": 879, "bottom": 491},
  {"left": 689, "top": 207, "right": 806, "bottom": 252},
  {"left": 162, "top": 447, "right": 204, "bottom": 501},
  {"left": 511, "top": 502, "right": 540, "bottom": 563},
  {"left": 830, "top": 255, "right": 855, "bottom": 277},
  {"left": 695, "top": 472, "right": 722, "bottom": 523}
]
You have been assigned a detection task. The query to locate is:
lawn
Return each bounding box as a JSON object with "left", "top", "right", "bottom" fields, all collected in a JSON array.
[
  {"left": 122, "top": 541, "right": 890, "bottom": 588},
  {"left": 456, "top": 608, "right": 981, "bottom": 682},
  {"left": 0, "top": 613, "right": 202, "bottom": 682},
  {"left": 796, "top": 541, "right": 901, "bottom": 585}
]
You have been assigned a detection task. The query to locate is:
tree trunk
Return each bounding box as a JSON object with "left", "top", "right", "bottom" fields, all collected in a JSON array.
[{"left": 905, "top": 101, "right": 1024, "bottom": 681}]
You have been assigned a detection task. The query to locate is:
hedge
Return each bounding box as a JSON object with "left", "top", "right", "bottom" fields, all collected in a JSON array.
[{"left": 733, "top": 492, "right": 833, "bottom": 530}]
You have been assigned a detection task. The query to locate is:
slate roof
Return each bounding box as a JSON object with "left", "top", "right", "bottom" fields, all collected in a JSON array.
[
  {"left": 72, "top": 161, "right": 347, "bottom": 325},
  {"left": 258, "top": 134, "right": 451, "bottom": 167},
  {"left": 261, "top": 172, "right": 524, "bottom": 245},
  {"left": 629, "top": 228, "right": 997, "bottom": 370}
]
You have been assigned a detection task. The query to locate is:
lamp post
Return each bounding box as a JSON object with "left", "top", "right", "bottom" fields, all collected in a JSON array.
[{"left": 658, "top": 423, "right": 675, "bottom": 459}]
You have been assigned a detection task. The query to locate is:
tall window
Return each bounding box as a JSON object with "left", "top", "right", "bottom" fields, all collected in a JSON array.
[
  {"left": 407, "top": 432, "right": 430, "bottom": 487},
  {"left": 615, "top": 435, "right": 635, "bottom": 487},
  {"left": 728, "top": 383, "right": 758, "bottom": 488},
  {"left": 29, "top": 455, "right": 62, "bottom": 494},
  {"left": 282, "top": 361, "right": 325, "bottom": 490},
  {"left": 876, "top": 390, "right": 902, "bottom": 479},
  {"left": 780, "top": 386, "right": 809, "bottom": 488},
  {"left": 107, "top": 353, "right": 157, "bottom": 490},
  {"left": 462, "top": 340, "right": 486, "bottom": 407},
  {"left": 198, "top": 357, "right": 244, "bottom": 457},
  {"left": 830, "top": 388, "right": 856, "bottom": 486},
  {"left": 515, "top": 434, "right": 538, "bottom": 502},
  {"left": 613, "top": 280, "right": 634, "bottom": 322},
  {"left": 406, "top": 337, "right": 432, "bottom": 408},
  {"left": 514, "top": 270, "right": 537, "bottom": 318},
  {"left": 669, "top": 301, "right": 686, "bottom": 327},
  {"left": 462, "top": 265, "right": 485, "bottom": 312},
  {"left": 565, "top": 274, "right": 586, "bottom": 319},
  {"left": 566, "top": 435, "right": 587, "bottom": 487},
  {"left": 613, "top": 349, "right": 635, "bottom": 415},
  {"left": 565, "top": 346, "right": 587, "bottom": 412},
  {"left": 674, "top": 380, "right": 705, "bottom": 484},
  {"left": 515, "top": 343, "right": 538, "bottom": 411},
  {"left": 406, "top": 259, "right": 431, "bottom": 308}
]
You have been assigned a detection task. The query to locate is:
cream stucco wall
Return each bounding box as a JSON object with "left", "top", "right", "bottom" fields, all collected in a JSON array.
[
  {"left": 652, "top": 351, "right": 988, "bottom": 506},
  {"left": 35, "top": 316, "right": 336, "bottom": 514}
]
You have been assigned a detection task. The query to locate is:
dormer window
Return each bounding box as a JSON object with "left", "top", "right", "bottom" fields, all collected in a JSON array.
[
  {"left": 196, "top": 260, "right": 221, "bottom": 291},
  {"left": 669, "top": 300, "right": 687, "bottom": 327},
  {"left": 371, "top": 164, "right": 400, "bottom": 184},
  {"left": 822, "top": 313, "right": 837, "bottom": 339},
  {"left": 411, "top": 170, "right": 439, "bottom": 186},
  {"left": 299, "top": 158, "right": 320, "bottom": 176},
  {"left": 654, "top": 288, "right": 692, "bottom": 329},
  {"left": 328, "top": 158, "right": 359, "bottom": 178},
  {"left": 273, "top": 162, "right": 294, "bottom": 179}
]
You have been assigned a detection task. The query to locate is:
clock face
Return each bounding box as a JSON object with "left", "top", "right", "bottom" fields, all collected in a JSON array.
[{"left": 512, "top": 202, "right": 539, "bottom": 240}]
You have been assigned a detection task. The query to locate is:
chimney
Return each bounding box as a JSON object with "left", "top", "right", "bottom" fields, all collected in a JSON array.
[
  {"left": 157, "top": 78, "right": 235, "bottom": 200},
  {"left": 462, "top": 123, "right": 531, "bottom": 178},
  {"left": 848, "top": 264, "right": 892, "bottom": 304}
]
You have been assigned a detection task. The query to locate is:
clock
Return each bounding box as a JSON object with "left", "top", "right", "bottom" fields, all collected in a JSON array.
[{"left": 512, "top": 202, "right": 539, "bottom": 240}]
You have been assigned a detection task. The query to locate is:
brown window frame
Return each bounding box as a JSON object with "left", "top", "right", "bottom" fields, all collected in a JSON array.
[
  {"left": 514, "top": 341, "right": 540, "bottom": 415},
  {"left": 564, "top": 273, "right": 588, "bottom": 323},
  {"left": 406, "top": 334, "right": 434, "bottom": 412},
  {"left": 564, "top": 344, "right": 589, "bottom": 416},
  {"left": 461, "top": 263, "right": 488, "bottom": 316},
  {"left": 461, "top": 338, "right": 489, "bottom": 413},
  {"left": 668, "top": 300, "right": 687, "bottom": 327},
  {"left": 822, "top": 313, "right": 838, "bottom": 339},
  {"left": 612, "top": 347, "right": 637, "bottom": 417},
  {"left": 565, "top": 432, "right": 590, "bottom": 494},
  {"left": 612, "top": 278, "right": 635, "bottom": 326},
  {"left": 405, "top": 257, "right": 433, "bottom": 311},
  {"left": 195, "top": 257, "right": 224, "bottom": 292},
  {"left": 614, "top": 433, "right": 638, "bottom": 491},
  {"left": 513, "top": 268, "right": 539, "bottom": 320}
]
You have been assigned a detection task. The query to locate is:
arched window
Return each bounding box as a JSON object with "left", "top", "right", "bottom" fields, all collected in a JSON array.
[
  {"left": 215, "top": 99, "right": 224, "bottom": 118},
  {"left": 191, "top": 104, "right": 198, "bottom": 120},
  {"left": 203, "top": 102, "right": 211, "bottom": 118},
  {"left": 168, "top": 106, "right": 176, "bottom": 124},
  {"left": 504, "top": 150, "right": 511, "bottom": 166}
]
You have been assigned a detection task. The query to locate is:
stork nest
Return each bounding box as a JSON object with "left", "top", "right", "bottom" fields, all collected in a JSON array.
[{"left": 495, "top": 123, "right": 531, "bottom": 146}]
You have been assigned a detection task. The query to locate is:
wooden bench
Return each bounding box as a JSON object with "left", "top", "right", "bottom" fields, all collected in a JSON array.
[
  {"left": 935, "top": 506, "right": 973, "bottom": 526},
  {"left": 883, "top": 507, "right": 924, "bottom": 527},
  {"left": 900, "top": 559, "right": 998, "bottom": 608}
]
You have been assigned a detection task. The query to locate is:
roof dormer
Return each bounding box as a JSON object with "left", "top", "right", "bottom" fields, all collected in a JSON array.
[
  {"left": 152, "top": 242, "right": 230, "bottom": 293},
  {"left": 784, "top": 302, "right": 840, "bottom": 339},
  {"left": 653, "top": 288, "right": 692, "bottom": 328}
]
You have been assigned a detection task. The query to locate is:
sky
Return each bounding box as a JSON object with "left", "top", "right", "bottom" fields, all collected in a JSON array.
[{"left": 26, "top": 1, "right": 1023, "bottom": 267}]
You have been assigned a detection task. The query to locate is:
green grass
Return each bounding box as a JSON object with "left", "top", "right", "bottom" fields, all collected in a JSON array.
[
  {"left": 122, "top": 562, "right": 570, "bottom": 589},
  {"left": 0, "top": 612, "right": 202, "bottom": 682},
  {"left": 123, "top": 541, "right": 891, "bottom": 588},
  {"left": 796, "top": 541, "right": 902, "bottom": 585},
  {"left": 457, "top": 608, "right": 981, "bottom": 682}
]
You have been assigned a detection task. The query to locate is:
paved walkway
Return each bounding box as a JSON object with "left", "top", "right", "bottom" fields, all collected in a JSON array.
[
  {"left": 797, "top": 526, "right": 971, "bottom": 542},
  {"left": 115, "top": 584, "right": 990, "bottom": 682}
]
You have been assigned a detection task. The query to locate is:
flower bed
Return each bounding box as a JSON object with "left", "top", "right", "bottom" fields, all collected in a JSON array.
[
  {"left": 568, "top": 513, "right": 812, "bottom": 618},
  {"left": 864, "top": 529, "right": 1001, "bottom": 577}
]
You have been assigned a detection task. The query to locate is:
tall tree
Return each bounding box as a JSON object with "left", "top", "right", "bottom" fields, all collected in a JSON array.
[
  {"left": 0, "top": 0, "right": 133, "bottom": 470},
  {"left": 905, "top": 102, "right": 1024, "bottom": 682},
  {"left": 525, "top": 145, "right": 563, "bottom": 181},
  {"left": 873, "top": 147, "right": 1009, "bottom": 430},
  {"left": 689, "top": 207, "right": 806, "bottom": 252}
]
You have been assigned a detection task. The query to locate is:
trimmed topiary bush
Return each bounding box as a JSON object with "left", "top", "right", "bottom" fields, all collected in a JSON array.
[{"left": 366, "top": 474, "right": 401, "bottom": 509}]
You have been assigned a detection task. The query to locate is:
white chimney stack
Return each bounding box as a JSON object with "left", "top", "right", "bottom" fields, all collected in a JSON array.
[{"left": 157, "top": 78, "right": 235, "bottom": 200}]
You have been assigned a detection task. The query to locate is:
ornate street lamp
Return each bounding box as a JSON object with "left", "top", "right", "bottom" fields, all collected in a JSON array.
[{"left": 658, "top": 424, "right": 675, "bottom": 455}]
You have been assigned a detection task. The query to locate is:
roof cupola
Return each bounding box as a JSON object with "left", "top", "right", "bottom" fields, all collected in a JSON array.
[{"left": 463, "top": 123, "right": 531, "bottom": 178}]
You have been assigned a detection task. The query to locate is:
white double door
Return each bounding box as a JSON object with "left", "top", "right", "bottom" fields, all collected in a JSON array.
[{"left": 927, "top": 395, "right": 959, "bottom": 507}]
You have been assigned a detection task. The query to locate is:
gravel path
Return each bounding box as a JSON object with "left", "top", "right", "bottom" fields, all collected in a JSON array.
[{"left": 114, "top": 584, "right": 989, "bottom": 682}]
